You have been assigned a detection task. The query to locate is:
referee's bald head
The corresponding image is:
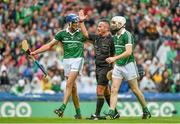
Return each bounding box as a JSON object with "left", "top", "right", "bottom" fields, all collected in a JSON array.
[{"left": 98, "top": 19, "right": 110, "bottom": 31}]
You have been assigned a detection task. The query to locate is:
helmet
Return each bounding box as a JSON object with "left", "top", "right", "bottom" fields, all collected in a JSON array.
[
  {"left": 111, "top": 16, "right": 126, "bottom": 26},
  {"left": 65, "top": 13, "right": 79, "bottom": 23}
]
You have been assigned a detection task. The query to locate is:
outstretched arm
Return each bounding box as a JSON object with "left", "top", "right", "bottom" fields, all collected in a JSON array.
[
  {"left": 78, "top": 10, "right": 89, "bottom": 39},
  {"left": 30, "top": 39, "right": 58, "bottom": 55}
]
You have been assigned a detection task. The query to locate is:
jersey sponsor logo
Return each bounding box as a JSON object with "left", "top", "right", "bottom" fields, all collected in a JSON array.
[
  {"left": 77, "top": 37, "right": 82, "bottom": 40},
  {"left": 64, "top": 38, "right": 69, "bottom": 40},
  {"left": 67, "top": 43, "right": 78, "bottom": 48}
]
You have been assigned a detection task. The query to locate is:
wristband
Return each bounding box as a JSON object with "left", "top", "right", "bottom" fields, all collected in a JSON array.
[{"left": 79, "top": 20, "right": 84, "bottom": 23}]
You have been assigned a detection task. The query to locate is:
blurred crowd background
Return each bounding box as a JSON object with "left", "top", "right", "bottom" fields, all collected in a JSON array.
[{"left": 0, "top": 0, "right": 179, "bottom": 96}]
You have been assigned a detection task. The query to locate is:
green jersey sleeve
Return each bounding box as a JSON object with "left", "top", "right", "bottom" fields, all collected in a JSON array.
[
  {"left": 54, "top": 31, "right": 63, "bottom": 41},
  {"left": 123, "top": 31, "right": 133, "bottom": 45}
]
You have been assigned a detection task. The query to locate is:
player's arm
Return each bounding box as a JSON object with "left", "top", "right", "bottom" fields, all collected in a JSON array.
[
  {"left": 79, "top": 22, "right": 89, "bottom": 39},
  {"left": 78, "top": 10, "right": 89, "bottom": 38},
  {"left": 30, "top": 39, "right": 58, "bottom": 55},
  {"left": 106, "top": 44, "right": 132, "bottom": 64},
  {"left": 112, "top": 44, "right": 132, "bottom": 60}
]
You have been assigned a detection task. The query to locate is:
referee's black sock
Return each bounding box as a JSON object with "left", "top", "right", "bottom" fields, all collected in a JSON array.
[
  {"left": 105, "top": 96, "right": 119, "bottom": 114},
  {"left": 105, "top": 95, "right": 110, "bottom": 106},
  {"left": 95, "top": 96, "right": 104, "bottom": 116}
]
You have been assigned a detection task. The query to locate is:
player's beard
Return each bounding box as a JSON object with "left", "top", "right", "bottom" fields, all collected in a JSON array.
[
  {"left": 110, "top": 25, "right": 125, "bottom": 35},
  {"left": 110, "top": 28, "right": 120, "bottom": 35}
]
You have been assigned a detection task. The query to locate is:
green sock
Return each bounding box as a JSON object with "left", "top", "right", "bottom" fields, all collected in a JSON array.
[
  {"left": 109, "top": 109, "right": 115, "bottom": 115},
  {"left": 76, "top": 108, "right": 81, "bottom": 115},
  {"left": 60, "top": 104, "right": 66, "bottom": 111},
  {"left": 143, "top": 107, "right": 149, "bottom": 113}
]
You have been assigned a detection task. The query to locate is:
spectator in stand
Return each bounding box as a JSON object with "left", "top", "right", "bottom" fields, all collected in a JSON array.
[
  {"left": 0, "top": 70, "right": 10, "bottom": 92},
  {"left": 10, "top": 78, "right": 31, "bottom": 96},
  {"left": 165, "top": 42, "right": 178, "bottom": 69},
  {"left": 140, "top": 70, "right": 157, "bottom": 92},
  {"left": 41, "top": 77, "right": 54, "bottom": 94},
  {"left": 175, "top": 74, "right": 180, "bottom": 92},
  {"left": 51, "top": 72, "right": 63, "bottom": 93},
  {"left": 158, "top": 69, "right": 174, "bottom": 92},
  {"left": 31, "top": 76, "right": 42, "bottom": 93}
]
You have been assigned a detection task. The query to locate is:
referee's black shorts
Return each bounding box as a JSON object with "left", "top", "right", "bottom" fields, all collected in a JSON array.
[{"left": 96, "top": 66, "right": 112, "bottom": 86}]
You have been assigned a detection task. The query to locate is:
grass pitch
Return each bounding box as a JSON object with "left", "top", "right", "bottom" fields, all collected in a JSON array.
[{"left": 0, "top": 117, "right": 180, "bottom": 124}]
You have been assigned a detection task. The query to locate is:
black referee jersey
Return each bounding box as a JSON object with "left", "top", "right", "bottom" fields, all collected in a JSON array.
[{"left": 89, "top": 33, "right": 115, "bottom": 68}]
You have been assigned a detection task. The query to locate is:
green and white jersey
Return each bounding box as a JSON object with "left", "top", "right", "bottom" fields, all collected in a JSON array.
[
  {"left": 113, "top": 29, "right": 135, "bottom": 66},
  {"left": 54, "top": 28, "right": 86, "bottom": 59}
]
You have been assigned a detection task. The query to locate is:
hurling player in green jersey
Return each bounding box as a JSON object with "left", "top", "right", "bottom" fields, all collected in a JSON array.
[
  {"left": 30, "top": 13, "right": 86, "bottom": 119},
  {"left": 105, "top": 16, "right": 151, "bottom": 119}
]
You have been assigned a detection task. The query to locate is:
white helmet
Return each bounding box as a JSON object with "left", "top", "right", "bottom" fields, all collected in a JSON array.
[
  {"left": 111, "top": 16, "right": 126, "bottom": 26},
  {"left": 110, "top": 16, "right": 126, "bottom": 34}
]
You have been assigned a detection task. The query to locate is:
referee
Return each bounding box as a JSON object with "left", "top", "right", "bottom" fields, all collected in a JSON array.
[{"left": 78, "top": 10, "right": 120, "bottom": 120}]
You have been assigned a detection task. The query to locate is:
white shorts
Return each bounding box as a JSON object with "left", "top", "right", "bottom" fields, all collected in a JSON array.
[
  {"left": 112, "top": 62, "right": 139, "bottom": 80},
  {"left": 63, "top": 57, "right": 84, "bottom": 77}
]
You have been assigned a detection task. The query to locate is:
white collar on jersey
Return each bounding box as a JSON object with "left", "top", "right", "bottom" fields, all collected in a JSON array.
[
  {"left": 66, "top": 27, "right": 80, "bottom": 35},
  {"left": 116, "top": 28, "right": 126, "bottom": 38}
]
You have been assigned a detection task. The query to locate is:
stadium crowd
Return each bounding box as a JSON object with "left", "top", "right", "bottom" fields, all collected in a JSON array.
[{"left": 0, "top": 0, "right": 179, "bottom": 95}]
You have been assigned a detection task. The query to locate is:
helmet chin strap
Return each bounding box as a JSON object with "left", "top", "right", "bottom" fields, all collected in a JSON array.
[
  {"left": 111, "top": 24, "right": 125, "bottom": 35},
  {"left": 119, "top": 24, "right": 125, "bottom": 30}
]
